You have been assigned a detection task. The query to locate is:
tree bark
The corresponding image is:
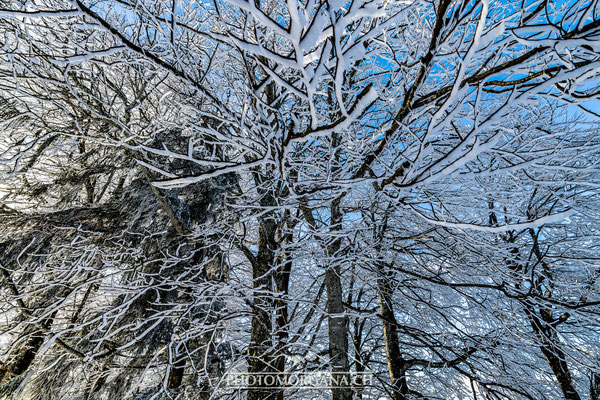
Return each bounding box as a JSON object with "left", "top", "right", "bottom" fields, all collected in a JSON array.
[
  {"left": 0, "top": 326, "right": 46, "bottom": 383},
  {"left": 591, "top": 371, "right": 600, "bottom": 400},
  {"left": 326, "top": 197, "right": 352, "bottom": 400},
  {"left": 376, "top": 263, "right": 408, "bottom": 400},
  {"left": 0, "top": 266, "right": 58, "bottom": 385},
  {"left": 525, "top": 306, "right": 581, "bottom": 400},
  {"left": 526, "top": 229, "right": 582, "bottom": 400},
  {"left": 325, "top": 267, "right": 352, "bottom": 400},
  {"left": 166, "top": 353, "right": 186, "bottom": 389},
  {"left": 247, "top": 202, "right": 279, "bottom": 400},
  {"left": 274, "top": 212, "right": 293, "bottom": 400}
]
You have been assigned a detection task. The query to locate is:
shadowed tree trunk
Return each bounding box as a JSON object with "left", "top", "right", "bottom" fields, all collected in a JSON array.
[
  {"left": 376, "top": 262, "right": 408, "bottom": 400},
  {"left": 492, "top": 200, "right": 583, "bottom": 400},
  {"left": 525, "top": 305, "right": 581, "bottom": 400},
  {"left": 274, "top": 210, "right": 294, "bottom": 400},
  {"left": 246, "top": 188, "right": 280, "bottom": 400},
  {"left": 527, "top": 228, "right": 582, "bottom": 400},
  {"left": 326, "top": 196, "right": 352, "bottom": 400},
  {"left": 0, "top": 325, "right": 46, "bottom": 384},
  {"left": 0, "top": 260, "right": 60, "bottom": 386},
  {"left": 591, "top": 371, "right": 600, "bottom": 400}
]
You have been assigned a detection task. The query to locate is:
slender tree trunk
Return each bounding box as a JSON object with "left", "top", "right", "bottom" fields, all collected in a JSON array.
[
  {"left": 526, "top": 229, "right": 582, "bottom": 400},
  {"left": 493, "top": 213, "right": 583, "bottom": 400},
  {"left": 243, "top": 76, "right": 282, "bottom": 400},
  {"left": 525, "top": 306, "right": 581, "bottom": 400},
  {"left": 0, "top": 325, "right": 46, "bottom": 383},
  {"left": 0, "top": 267, "right": 58, "bottom": 385},
  {"left": 167, "top": 352, "right": 186, "bottom": 389},
  {"left": 326, "top": 197, "right": 352, "bottom": 400},
  {"left": 591, "top": 371, "right": 600, "bottom": 400},
  {"left": 275, "top": 214, "right": 293, "bottom": 400},
  {"left": 539, "top": 346, "right": 581, "bottom": 400},
  {"left": 83, "top": 364, "right": 109, "bottom": 399},
  {"left": 376, "top": 263, "right": 408, "bottom": 400},
  {"left": 247, "top": 206, "right": 279, "bottom": 400},
  {"left": 325, "top": 267, "right": 352, "bottom": 400},
  {"left": 351, "top": 287, "right": 368, "bottom": 400}
]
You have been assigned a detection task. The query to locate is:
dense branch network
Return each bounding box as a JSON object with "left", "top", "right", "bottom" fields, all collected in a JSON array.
[{"left": 0, "top": 0, "right": 599, "bottom": 399}]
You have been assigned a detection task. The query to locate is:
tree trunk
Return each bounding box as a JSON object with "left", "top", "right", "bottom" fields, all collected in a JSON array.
[
  {"left": 274, "top": 215, "right": 293, "bottom": 400},
  {"left": 525, "top": 305, "right": 581, "bottom": 400},
  {"left": 166, "top": 353, "right": 186, "bottom": 389},
  {"left": 247, "top": 210, "right": 279, "bottom": 400},
  {"left": 325, "top": 267, "right": 352, "bottom": 400},
  {"left": 525, "top": 229, "right": 582, "bottom": 400},
  {"left": 0, "top": 267, "right": 58, "bottom": 385},
  {"left": 0, "top": 326, "right": 46, "bottom": 383},
  {"left": 326, "top": 197, "right": 352, "bottom": 400},
  {"left": 376, "top": 263, "right": 408, "bottom": 400},
  {"left": 591, "top": 371, "right": 600, "bottom": 400},
  {"left": 540, "top": 346, "right": 581, "bottom": 400}
]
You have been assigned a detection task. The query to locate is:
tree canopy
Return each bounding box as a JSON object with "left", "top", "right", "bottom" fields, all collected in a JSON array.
[{"left": 0, "top": 0, "right": 599, "bottom": 399}]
